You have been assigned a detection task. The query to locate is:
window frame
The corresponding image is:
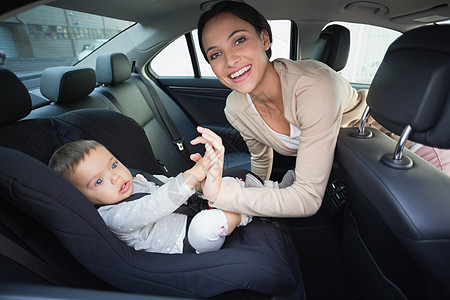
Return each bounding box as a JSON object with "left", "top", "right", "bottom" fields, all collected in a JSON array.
[
  {"left": 329, "top": 21, "right": 402, "bottom": 85},
  {"left": 150, "top": 20, "right": 297, "bottom": 78}
]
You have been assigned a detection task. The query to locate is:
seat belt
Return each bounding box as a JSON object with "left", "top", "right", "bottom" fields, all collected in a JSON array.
[
  {"left": 130, "top": 71, "right": 195, "bottom": 168},
  {"left": 0, "top": 232, "right": 66, "bottom": 285}
]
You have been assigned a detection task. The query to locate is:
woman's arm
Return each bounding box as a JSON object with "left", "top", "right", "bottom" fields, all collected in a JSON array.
[
  {"left": 212, "top": 67, "right": 349, "bottom": 217},
  {"left": 210, "top": 118, "right": 339, "bottom": 217}
]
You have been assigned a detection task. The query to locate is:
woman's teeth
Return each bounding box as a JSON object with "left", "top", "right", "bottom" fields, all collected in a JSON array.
[{"left": 230, "top": 65, "right": 251, "bottom": 79}]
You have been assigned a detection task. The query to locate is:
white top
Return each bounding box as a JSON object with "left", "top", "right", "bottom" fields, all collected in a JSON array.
[{"left": 246, "top": 94, "right": 300, "bottom": 150}]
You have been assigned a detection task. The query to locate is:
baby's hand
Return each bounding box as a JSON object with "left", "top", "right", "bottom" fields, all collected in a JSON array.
[{"left": 183, "top": 141, "right": 217, "bottom": 190}]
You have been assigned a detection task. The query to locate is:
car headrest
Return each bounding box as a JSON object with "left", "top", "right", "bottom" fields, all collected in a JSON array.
[
  {"left": 367, "top": 25, "right": 450, "bottom": 149},
  {"left": 310, "top": 24, "right": 350, "bottom": 71},
  {"left": 40, "top": 66, "right": 96, "bottom": 103},
  {"left": 0, "top": 68, "right": 32, "bottom": 126},
  {"left": 96, "top": 52, "right": 131, "bottom": 85}
]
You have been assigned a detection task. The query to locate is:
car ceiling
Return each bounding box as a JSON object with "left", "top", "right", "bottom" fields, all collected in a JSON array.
[
  {"left": 3, "top": 0, "right": 449, "bottom": 33},
  {"left": 48, "top": 0, "right": 450, "bottom": 31}
]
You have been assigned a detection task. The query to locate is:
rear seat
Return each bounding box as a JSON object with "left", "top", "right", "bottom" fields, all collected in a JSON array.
[
  {"left": 27, "top": 66, "right": 119, "bottom": 119},
  {"left": 95, "top": 52, "right": 195, "bottom": 175},
  {"left": 25, "top": 53, "right": 250, "bottom": 176},
  {"left": 23, "top": 62, "right": 192, "bottom": 175},
  {"left": 95, "top": 52, "right": 250, "bottom": 174}
]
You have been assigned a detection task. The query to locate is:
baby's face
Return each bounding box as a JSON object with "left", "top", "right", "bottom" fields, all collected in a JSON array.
[{"left": 68, "top": 145, "right": 133, "bottom": 205}]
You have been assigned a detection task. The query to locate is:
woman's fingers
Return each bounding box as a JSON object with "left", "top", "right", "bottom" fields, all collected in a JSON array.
[
  {"left": 190, "top": 153, "right": 203, "bottom": 162},
  {"left": 204, "top": 143, "right": 219, "bottom": 163},
  {"left": 192, "top": 127, "right": 222, "bottom": 144},
  {"left": 202, "top": 133, "right": 224, "bottom": 157},
  {"left": 197, "top": 126, "right": 220, "bottom": 138},
  {"left": 190, "top": 127, "right": 225, "bottom": 158},
  {"left": 190, "top": 136, "right": 208, "bottom": 146}
]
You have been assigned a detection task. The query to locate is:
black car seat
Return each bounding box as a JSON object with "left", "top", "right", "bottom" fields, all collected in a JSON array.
[
  {"left": 0, "top": 67, "right": 303, "bottom": 299},
  {"left": 335, "top": 25, "right": 450, "bottom": 300},
  {"left": 310, "top": 24, "right": 350, "bottom": 71}
]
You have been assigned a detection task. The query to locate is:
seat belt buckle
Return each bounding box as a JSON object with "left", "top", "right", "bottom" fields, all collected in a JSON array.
[{"left": 173, "top": 138, "right": 184, "bottom": 151}]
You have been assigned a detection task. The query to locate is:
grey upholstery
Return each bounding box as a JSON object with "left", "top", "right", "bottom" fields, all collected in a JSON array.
[
  {"left": 96, "top": 52, "right": 131, "bottom": 85},
  {"left": 0, "top": 68, "right": 31, "bottom": 125},
  {"left": 335, "top": 24, "right": 450, "bottom": 300},
  {"left": 40, "top": 66, "right": 96, "bottom": 103},
  {"left": 94, "top": 53, "right": 180, "bottom": 174},
  {"left": 95, "top": 52, "right": 251, "bottom": 175},
  {"left": 310, "top": 24, "right": 350, "bottom": 71},
  {"left": 28, "top": 67, "right": 117, "bottom": 120}
]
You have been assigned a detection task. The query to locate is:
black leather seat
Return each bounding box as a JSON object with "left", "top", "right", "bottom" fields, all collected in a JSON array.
[
  {"left": 335, "top": 25, "right": 450, "bottom": 299},
  {"left": 310, "top": 24, "right": 350, "bottom": 71}
]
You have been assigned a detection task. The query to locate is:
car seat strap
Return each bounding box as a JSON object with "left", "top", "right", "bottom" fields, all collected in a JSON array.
[{"left": 0, "top": 232, "right": 66, "bottom": 285}]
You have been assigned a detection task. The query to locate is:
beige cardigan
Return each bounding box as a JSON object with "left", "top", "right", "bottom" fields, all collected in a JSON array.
[{"left": 212, "top": 58, "right": 367, "bottom": 217}]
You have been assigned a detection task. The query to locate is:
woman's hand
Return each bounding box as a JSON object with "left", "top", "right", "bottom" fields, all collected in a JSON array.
[
  {"left": 190, "top": 126, "right": 225, "bottom": 167},
  {"left": 182, "top": 127, "right": 224, "bottom": 190},
  {"left": 190, "top": 127, "right": 224, "bottom": 202}
]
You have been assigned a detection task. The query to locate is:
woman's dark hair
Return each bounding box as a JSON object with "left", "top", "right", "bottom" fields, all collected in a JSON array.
[{"left": 197, "top": 0, "right": 272, "bottom": 63}]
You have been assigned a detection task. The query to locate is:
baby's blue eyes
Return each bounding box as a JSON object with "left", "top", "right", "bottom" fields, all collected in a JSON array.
[{"left": 94, "top": 161, "right": 118, "bottom": 186}]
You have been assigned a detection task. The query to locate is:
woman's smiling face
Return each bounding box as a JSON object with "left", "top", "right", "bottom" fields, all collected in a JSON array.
[{"left": 202, "top": 12, "right": 271, "bottom": 94}]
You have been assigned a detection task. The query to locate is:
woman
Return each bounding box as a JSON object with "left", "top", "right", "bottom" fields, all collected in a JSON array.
[{"left": 197, "top": 1, "right": 368, "bottom": 217}]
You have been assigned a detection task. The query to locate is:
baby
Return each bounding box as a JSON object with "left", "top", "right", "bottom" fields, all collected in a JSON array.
[{"left": 49, "top": 127, "right": 251, "bottom": 254}]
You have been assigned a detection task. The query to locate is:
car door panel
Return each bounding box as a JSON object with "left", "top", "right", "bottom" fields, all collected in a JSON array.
[
  {"left": 158, "top": 77, "right": 230, "bottom": 124},
  {"left": 158, "top": 77, "right": 248, "bottom": 154}
]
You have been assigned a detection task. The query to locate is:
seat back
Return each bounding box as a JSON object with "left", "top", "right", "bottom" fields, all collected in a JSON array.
[
  {"left": 336, "top": 24, "right": 450, "bottom": 299},
  {"left": 310, "top": 24, "right": 350, "bottom": 71},
  {"left": 28, "top": 66, "right": 119, "bottom": 119},
  {"left": 95, "top": 52, "right": 250, "bottom": 174},
  {"left": 0, "top": 68, "right": 32, "bottom": 124},
  {"left": 95, "top": 52, "right": 199, "bottom": 175}
]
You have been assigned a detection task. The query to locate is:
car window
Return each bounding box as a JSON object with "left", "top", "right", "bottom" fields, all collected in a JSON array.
[
  {"left": 151, "top": 20, "right": 292, "bottom": 77},
  {"left": 331, "top": 22, "right": 401, "bottom": 84},
  {"left": 0, "top": 5, "right": 134, "bottom": 85}
]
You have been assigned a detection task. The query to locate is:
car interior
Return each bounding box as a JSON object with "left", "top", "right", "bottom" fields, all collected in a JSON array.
[
  {"left": 1, "top": 0, "right": 450, "bottom": 299},
  {"left": 336, "top": 25, "right": 450, "bottom": 299}
]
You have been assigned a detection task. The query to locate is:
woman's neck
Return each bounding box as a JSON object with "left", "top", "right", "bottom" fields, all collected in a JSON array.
[
  {"left": 249, "top": 61, "right": 281, "bottom": 105},
  {"left": 249, "top": 61, "right": 290, "bottom": 135}
]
